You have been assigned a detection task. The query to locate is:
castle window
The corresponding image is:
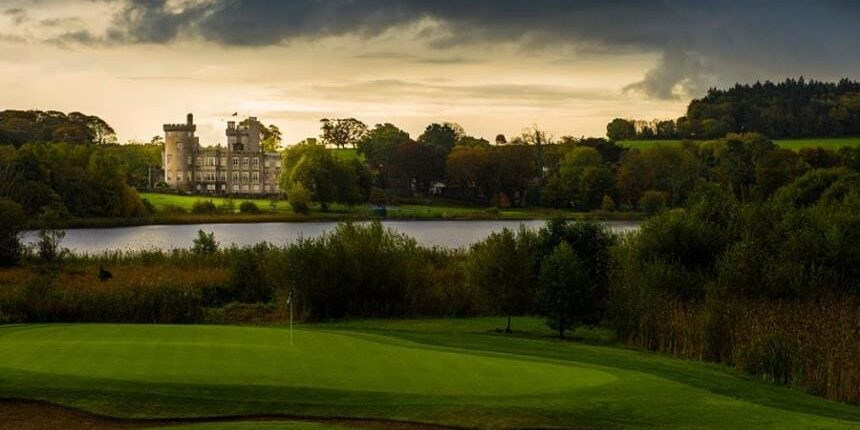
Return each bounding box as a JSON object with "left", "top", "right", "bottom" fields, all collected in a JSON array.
[
  {"left": 242, "top": 185, "right": 249, "bottom": 192},
  {"left": 221, "top": 157, "right": 227, "bottom": 166},
  {"left": 252, "top": 172, "right": 259, "bottom": 183},
  {"left": 167, "top": 171, "right": 172, "bottom": 181},
  {"left": 243, "top": 157, "right": 249, "bottom": 168},
  {"left": 166, "top": 154, "right": 172, "bottom": 166},
  {"left": 232, "top": 157, "right": 239, "bottom": 167},
  {"left": 232, "top": 172, "right": 239, "bottom": 182},
  {"left": 177, "top": 143, "right": 183, "bottom": 151},
  {"left": 176, "top": 171, "right": 183, "bottom": 182},
  {"left": 252, "top": 157, "right": 259, "bottom": 169},
  {"left": 242, "top": 172, "right": 250, "bottom": 183},
  {"left": 196, "top": 157, "right": 202, "bottom": 166},
  {"left": 187, "top": 156, "right": 192, "bottom": 165},
  {"left": 219, "top": 171, "right": 227, "bottom": 181},
  {"left": 196, "top": 172, "right": 202, "bottom": 181},
  {"left": 232, "top": 184, "right": 239, "bottom": 192},
  {"left": 253, "top": 184, "right": 260, "bottom": 192}
]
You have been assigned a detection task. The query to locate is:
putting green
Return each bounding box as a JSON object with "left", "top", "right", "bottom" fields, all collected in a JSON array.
[
  {"left": 0, "top": 324, "right": 614, "bottom": 397},
  {"left": 1, "top": 321, "right": 858, "bottom": 429}
]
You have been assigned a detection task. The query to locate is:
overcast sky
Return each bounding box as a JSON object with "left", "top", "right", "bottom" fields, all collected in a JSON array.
[{"left": 1, "top": 0, "right": 858, "bottom": 145}]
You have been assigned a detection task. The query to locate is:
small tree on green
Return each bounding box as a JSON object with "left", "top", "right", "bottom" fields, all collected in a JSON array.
[
  {"left": 537, "top": 242, "right": 596, "bottom": 339},
  {"left": 468, "top": 227, "right": 536, "bottom": 333}
]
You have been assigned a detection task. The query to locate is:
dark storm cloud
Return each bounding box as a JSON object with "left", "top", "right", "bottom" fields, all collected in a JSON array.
[{"left": 59, "top": 1, "right": 860, "bottom": 99}]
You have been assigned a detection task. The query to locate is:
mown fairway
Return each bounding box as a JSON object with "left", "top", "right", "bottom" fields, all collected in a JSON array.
[{"left": 1, "top": 320, "right": 859, "bottom": 430}]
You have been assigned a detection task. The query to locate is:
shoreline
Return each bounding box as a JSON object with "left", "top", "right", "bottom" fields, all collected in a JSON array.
[{"left": 43, "top": 210, "right": 643, "bottom": 230}]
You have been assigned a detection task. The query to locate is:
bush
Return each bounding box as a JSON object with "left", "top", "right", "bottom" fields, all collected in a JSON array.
[
  {"left": 288, "top": 184, "right": 311, "bottom": 214},
  {"left": 230, "top": 245, "right": 271, "bottom": 302},
  {"left": 239, "top": 201, "right": 260, "bottom": 214},
  {"left": 601, "top": 195, "right": 616, "bottom": 212},
  {"left": 141, "top": 198, "right": 156, "bottom": 214},
  {"left": 161, "top": 204, "right": 187, "bottom": 214},
  {"left": 191, "top": 230, "right": 218, "bottom": 255},
  {"left": 191, "top": 200, "right": 218, "bottom": 214},
  {"left": 275, "top": 222, "right": 431, "bottom": 320},
  {"left": 0, "top": 198, "right": 25, "bottom": 267},
  {"left": 638, "top": 190, "right": 669, "bottom": 215}
]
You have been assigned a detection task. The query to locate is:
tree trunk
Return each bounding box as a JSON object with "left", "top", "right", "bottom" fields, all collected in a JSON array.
[
  {"left": 559, "top": 327, "right": 565, "bottom": 339},
  {"left": 505, "top": 315, "right": 512, "bottom": 334}
]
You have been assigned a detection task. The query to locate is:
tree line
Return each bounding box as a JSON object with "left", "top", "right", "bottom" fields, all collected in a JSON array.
[
  {"left": 0, "top": 110, "right": 117, "bottom": 146},
  {"left": 608, "top": 78, "right": 860, "bottom": 140},
  {"left": 285, "top": 117, "right": 860, "bottom": 214}
]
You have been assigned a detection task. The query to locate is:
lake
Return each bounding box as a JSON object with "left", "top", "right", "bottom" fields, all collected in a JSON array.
[{"left": 23, "top": 220, "right": 640, "bottom": 254}]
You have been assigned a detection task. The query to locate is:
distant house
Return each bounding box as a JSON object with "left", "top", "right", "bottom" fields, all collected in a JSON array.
[{"left": 162, "top": 113, "right": 281, "bottom": 195}]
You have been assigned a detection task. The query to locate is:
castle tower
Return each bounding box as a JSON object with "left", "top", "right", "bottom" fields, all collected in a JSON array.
[{"left": 163, "top": 113, "right": 199, "bottom": 193}]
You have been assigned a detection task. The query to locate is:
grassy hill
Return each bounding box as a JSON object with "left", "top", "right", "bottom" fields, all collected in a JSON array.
[
  {"left": 620, "top": 137, "right": 860, "bottom": 150},
  {"left": 1, "top": 319, "right": 858, "bottom": 430}
]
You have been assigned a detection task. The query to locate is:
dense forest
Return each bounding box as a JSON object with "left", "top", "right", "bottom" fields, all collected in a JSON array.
[
  {"left": 0, "top": 110, "right": 161, "bottom": 221},
  {"left": 0, "top": 110, "right": 119, "bottom": 146},
  {"left": 608, "top": 78, "right": 860, "bottom": 140}
]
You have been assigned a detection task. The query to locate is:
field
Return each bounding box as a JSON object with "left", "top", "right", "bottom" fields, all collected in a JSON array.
[
  {"left": 1, "top": 319, "right": 858, "bottom": 430},
  {"left": 620, "top": 137, "right": 860, "bottom": 150},
  {"left": 330, "top": 148, "right": 364, "bottom": 161},
  {"left": 134, "top": 192, "right": 636, "bottom": 224}
]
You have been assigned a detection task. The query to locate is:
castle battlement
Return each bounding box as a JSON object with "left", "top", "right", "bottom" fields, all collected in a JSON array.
[{"left": 163, "top": 124, "right": 196, "bottom": 132}]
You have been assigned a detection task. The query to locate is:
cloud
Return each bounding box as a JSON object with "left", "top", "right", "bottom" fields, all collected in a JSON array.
[
  {"left": 3, "top": 8, "right": 27, "bottom": 25},
  {"left": 310, "top": 79, "right": 615, "bottom": 106},
  {"left": 25, "top": 1, "right": 860, "bottom": 99}
]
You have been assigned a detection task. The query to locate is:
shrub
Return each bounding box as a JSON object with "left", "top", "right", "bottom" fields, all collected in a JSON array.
[
  {"left": 239, "top": 201, "right": 260, "bottom": 214},
  {"left": 288, "top": 184, "right": 311, "bottom": 214},
  {"left": 191, "top": 200, "right": 218, "bottom": 214},
  {"left": 638, "top": 190, "right": 669, "bottom": 215},
  {"left": 218, "top": 198, "right": 236, "bottom": 213},
  {"left": 161, "top": 204, "right": 187, "bottom": 214},
  {"left": 141, "top": 198, "right": 156, "bottom": 214},
  {"left": 601, "top": 195, "right": 616, "bottom": 212},
  {"left": 0, "top": 198, "right": 25, "bottom": 267},
  {"left": 191, "top": 230, "right": 218, "bottom": 255},
  {"left": 230, "top": 245, "right": 271, "bottom": 303},
  {"left": 275, "top": 222, "right": 430, "bottom": 320}
]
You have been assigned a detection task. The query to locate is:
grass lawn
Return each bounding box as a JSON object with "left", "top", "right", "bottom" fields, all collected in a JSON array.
[
  {"left": 134, "top": 192, "right": 636, "bottom": 224},
  {"left": 330, "top": 148, "right": 364, "bottom": 161},
  {"left": 1, "top": 319, "right": 858, "bottom": 429},
  {"left": 620, "top": 137, "right": 860, "bottom": 151}
]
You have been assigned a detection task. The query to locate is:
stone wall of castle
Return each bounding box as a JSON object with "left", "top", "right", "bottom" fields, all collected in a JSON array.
[{"left": 162, "top": 114, "right": 281, "bottom": 195}]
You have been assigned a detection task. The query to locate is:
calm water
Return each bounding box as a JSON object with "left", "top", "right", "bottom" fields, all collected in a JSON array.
[{"left": 23, "top": 220, "right": 640, "bottom": 254}]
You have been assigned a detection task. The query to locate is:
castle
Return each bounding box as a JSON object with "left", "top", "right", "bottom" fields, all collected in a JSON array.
[{"left": 162, "top": 114, "right": 281, "bottom": 195}]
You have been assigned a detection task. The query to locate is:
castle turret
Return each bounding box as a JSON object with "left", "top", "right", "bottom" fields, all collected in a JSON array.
[{"left": 163, "top": 113, "right": 199, "bottom": 192}]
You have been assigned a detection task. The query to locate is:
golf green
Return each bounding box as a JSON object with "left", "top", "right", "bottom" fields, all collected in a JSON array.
[
  {"left": 1, "top": 321, "right": 858, "bottom": 429},
  {"left": 0, "top": 324, "right": 613, "bottom": 396}
]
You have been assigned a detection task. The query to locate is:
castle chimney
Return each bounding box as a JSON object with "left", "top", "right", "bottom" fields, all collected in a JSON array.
[{"left": 186, "top": 113, "right": 193, "bottom": 126}]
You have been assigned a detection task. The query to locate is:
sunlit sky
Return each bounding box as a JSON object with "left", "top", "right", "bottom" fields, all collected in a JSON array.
[{"left": 1, "top": 1, "right": 858, "bottom": 145}]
